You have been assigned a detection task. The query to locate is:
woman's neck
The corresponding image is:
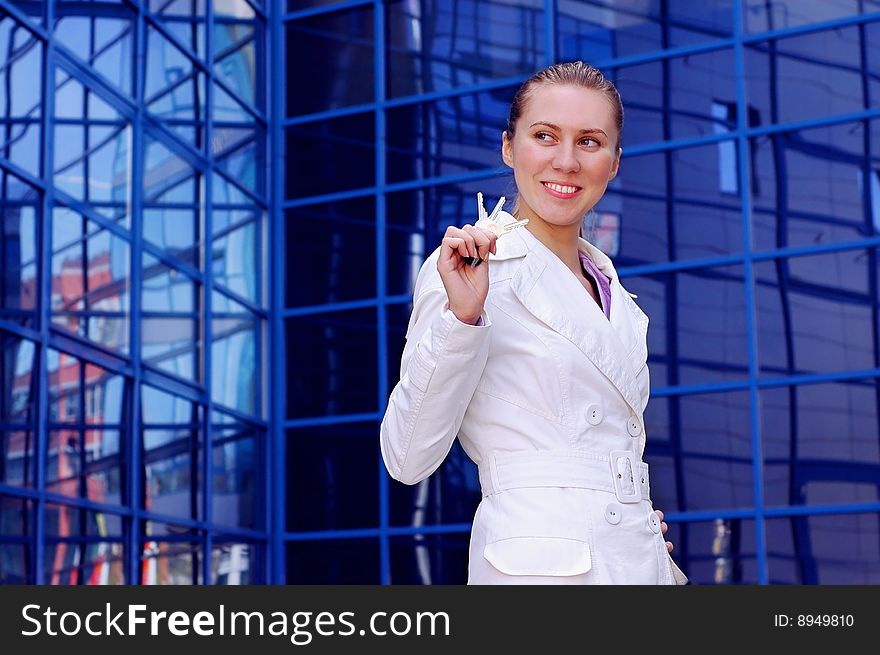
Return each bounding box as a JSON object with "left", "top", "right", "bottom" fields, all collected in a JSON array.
[{"left": 517, "top": 208, "right": 584, "bottom": 274}]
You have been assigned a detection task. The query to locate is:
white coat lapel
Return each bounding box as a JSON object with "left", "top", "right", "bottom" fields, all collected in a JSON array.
[{"left": 509, "top": 233, "right": 646, "bottom": 416}]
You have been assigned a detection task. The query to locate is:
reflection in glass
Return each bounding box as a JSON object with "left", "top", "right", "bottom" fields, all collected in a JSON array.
[
  {"left": 141, "top": 254, "right": 200, "bottom": 381},
  {"left": 285, "top": 309, "right": 377, "bottom": 418},
  {"left": 214, "top": 9, "right": 260, "bottom": 109},
  {"left": 148, "top": 0, "right": 207, "bottom": 59},
  {"left": 144, "top": 24, "right": 205, "bottom": 148},
  {"left": 212, "top": 209, "right": 259, "bottom": 303},
  {"left": 54, "top": 0, "right": 134, "bottom": 95},
  {"left": 390, "top": 533, "right": 470, "bottom": 584},
  {"left": 284, "top": 200, "right": 375, "bottom": 307},
  {"left": 1, "top": 333, "right": 36, "bottom": 488},
  {"left": 141, "top": 523, "right": 202, "bottom": 584},
  {"left": 211, "top": 291, "right": 258, "bottom": 415},
  {"left": 51, "top": 208, "right": 131, "bottom": 354},
  {"left": 762, "top": 379, "right": 880, "bottom": 510},
  {"left": 211, "top": 542, "right": 259, "bottom": 584},
  {"left": 0, "top": 171, "right": 38, "bottom": 326},
  {"left": 286, "top": 5, "right": 373, "bottom": 116},
  {"left": 141, "top": 387, "right": 202, "bottom": 521},
  {"left": 212, "top": 412, "right": 261, "bottom": 530},
  {"left": 384, "top": 0, "right": 543, "bottom": 100},
  {"left": 286, "top": 539, "right": 380, "bottom": 583},
  {"left": 286, "top": 423, "right": 379, "bottom": 531},
  {"left": 0, "top": 495, "right": 32, "bottom": 583},
  {"left": 0, "top": 17, "right": 41, "bottom": 176},
  {"left": 43, "top": 504, "right": 124, "bottom": 585},
  {"left": 755, "top": 253, "right": 877, "bottom": 377}
]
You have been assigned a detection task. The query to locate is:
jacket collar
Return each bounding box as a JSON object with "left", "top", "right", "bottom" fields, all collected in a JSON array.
[{"left": 506, "top": 223, "right": 648, "bottom": 416}]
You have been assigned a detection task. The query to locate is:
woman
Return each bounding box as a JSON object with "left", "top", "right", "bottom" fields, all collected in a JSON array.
[{"left": 381, "top": 61, "right": 687, "bottom": 585}]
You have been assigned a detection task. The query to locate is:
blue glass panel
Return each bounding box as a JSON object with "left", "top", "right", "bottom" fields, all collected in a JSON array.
[
  {"left": 746, "top": 27, "right": 868, "bottom": 127},
  {"left": 213, "top": 0, "right": 256, "bottom": 19},
  {"left": 284, "top": 198, "right": 375, "bottom": 307},
  {"left": 51, "top": 208, "right": 131, "bottom": 354},
  {"left": 385, "top": 87, "right": 515, "bottom": 184},
  {"left": 751, "top": 120, "right": 877, "bottom": 252},
  {"left": 46, "top": 348, "right": 81, "bottom": 423},
  {"left": 286, "top": 422, "right": 379, "bottom": 530},
  {"left": 46, "top": 428, "right": 124, "bottom": 505},
  {"left": 286, "top": 4, "right": 373, "bottom": 116},
  {"left": 390, "top": 533, "right": 471, "bottom": 584},
  {"left": 141, "top": 254, "right": 200, "bottom": 381},
  {"left": 608, "top": 145, "right": 744, "bottom": 266},
  {"left": 0, "top": 18, "right": 41, "bottom": 176},
  {"left": 212, "top": 209, "right": 259, "bottom": 303},
  {"left": 286, "top": 539, "right": 380, "bottom": 583},
  {"left": 755, "top": 251, "right": 878, "bottom": 377},
  {"left": 214, "top": 14, "right": 260, "bottom": 110},
  {"left": 148, "top": 0, "right": 207, "bottom": 59},
  {"left": 142, "top": 522, "right": 203, "bottom": 584},
  {"left": 762, "top": 379, "right": 880, "bottom": 509},
  {"left": 613, "top": 49, "right": 736, "bottom": 146},
  {"left": 627, "top": 265, "right": 749, "bottom": 386},
  {"left": 215, "top": 123, "right": 263, "bottom": 197},
  {"left": 0, "top": 171, "right": 38, "bottom": 326},
  {"left": 211, "top": 291, "right": 258, "bottom": 416},
  {"left": 5, "top": 1, "right": 45, "bottom": 26},
  {"left": 54, "top": 1, "right": 135, "bottom": 96},
  {"left": 0, "top": 495, "right": 32, "bottom": 583},
  {"left": 285, "top": 308, "right": 377, "bottom": 418},
  {"left": 211, "top": 542, "right": 262, "bottom": 583},
  {"left": 645, "top": 390, "right": 754, "bottom": 512},
  {"left": 766, "top": 514, "right": 880, "bottom": 584},
  {"left": 384, "top": 0, "right": 544, "bottom": 100},
  {"left": 211, "top": 412, "right": 261, "bottom": 530},
  {"left": 560, "top": 0, "right": 732, "bottom": 61},
  {"left": 285, "top": 112, "right": 375, "bottom": 199},
  {"left": 0, "top": 331, "right": 36, "bottom": 488},
  {"left": 144, "top": 25, "right": 206, "bottom": 148},
  {"left": 44, "top": 504, "right": 125, "bottom": 584},
  {"left": 743, "top": 0, "right": 877, "bottom": 33}
]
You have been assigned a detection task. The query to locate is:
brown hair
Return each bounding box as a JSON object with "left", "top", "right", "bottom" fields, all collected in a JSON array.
[{"left": 506, "top": 61, "right": 624, "bottom": 150}]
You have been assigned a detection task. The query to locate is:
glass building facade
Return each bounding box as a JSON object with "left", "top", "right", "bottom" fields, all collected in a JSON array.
[{"left": 2, "top": 0, "right": 880, "bottom": 584}]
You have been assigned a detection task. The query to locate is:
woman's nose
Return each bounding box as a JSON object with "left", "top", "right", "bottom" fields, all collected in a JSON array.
[{"left": 552, "top": 145, "right": 580, "bottom": 173}]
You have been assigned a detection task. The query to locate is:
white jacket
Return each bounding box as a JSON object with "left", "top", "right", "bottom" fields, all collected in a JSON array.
[{"left": 381, "top": 213, "right": 688, "bottom": 585}]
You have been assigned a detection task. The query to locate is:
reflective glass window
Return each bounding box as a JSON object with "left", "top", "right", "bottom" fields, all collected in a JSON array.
[
  {"left": 286, "top": 4, "right": 374, "bottom": 116},
  {"left": 0, "top": 170, "right": 38, "bottom": 326},
  {"left": 390, "top": 533, "right": 471, "bottom": 584},
  {"left": 666, "top": 518, "right": 759, "bottom": 585},
  {"left": 285, "top": 308, "right": 377, "bottom": 418},
  {"left": 51, "top": 207, "right": 131, "bottom": 354},
  {"left": 743, "top": 0, "right": 880, "bottom": 34},
  {"left": 0, "top": 331, "right": 36, "bottom": 488},
  {"left": 284, "top": 112, "right": 375, "bottom": 199},
  {"left": 755, "top": 249, "right": 878, "bottom": 377},
  {"left": 212, "top": 208, "right": 260, "bottom": 304},
  {"left": 286, "top": 422, "right": 379, "bottom": 531},
  {"left": 142, "top": 522, "right": 203, "bottom": 584},
  {"left": 141, "top": 254, "right": 201, "bottom": 381},
  {"left": 211, "top": 412, "right": 261, "bottom": 530},
  {"left": 141, "top": 386, "right": 203, "bottom": 521},
  {"left": 0, "top": 495, "right": 33, "bottom": 583},
  {"left": 211, "top": 541, "right": 261, "bottom": 583},
  {"left": 44, "top": 503, "right": 124, "bottom": 585},
  {"left": 54, "top": 0, "right": 135, "bottom": 96},
  {"left": 211, "top": 290, "right": 259, "bottom": 416},
  {"left": 214, "top": 1, "right": 262, "bottom": 111},
  {"left": 384, "top": 0, "right": 544, "bottom": 100},
  {"left": 147, "top": 0, "right": 207, "bottom": 59},
  {"left": 286, "top": 538, "right": 380, "bottom": 583},
  {"left": 284, "top": 199, "right": 375, "bottom": 308},
  {"left": 0, "top": 16, "right": 41, "bottom": 176}
]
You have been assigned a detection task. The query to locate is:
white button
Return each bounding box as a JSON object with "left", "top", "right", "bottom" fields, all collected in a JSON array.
[
  {"left": 604, "top": 503, "right": 623, "bottom": 525},
  {"left": 586, "top": 403, "right": 603, "bottom": 426},
  {"left": 647, "top": 511, "right": 661, "bottom": 534},
  {"left": 627, "top": 416, "right": 642, "bottom": 437}
]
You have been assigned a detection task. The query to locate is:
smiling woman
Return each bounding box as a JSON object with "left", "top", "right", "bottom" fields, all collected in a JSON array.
[{"left": 380, "top": 62, "right": 687, "bottom": 585}]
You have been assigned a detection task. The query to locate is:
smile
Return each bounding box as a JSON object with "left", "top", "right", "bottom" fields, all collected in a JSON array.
[{"left": 542, "top": 181, "right": 582, "bottom": 197}]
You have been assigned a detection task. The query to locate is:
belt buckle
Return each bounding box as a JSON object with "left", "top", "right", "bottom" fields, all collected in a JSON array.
[{"left": 609, "top": 450, "right": 642, "bottom": 504}]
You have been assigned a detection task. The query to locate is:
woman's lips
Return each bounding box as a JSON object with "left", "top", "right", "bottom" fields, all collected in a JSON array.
[{"left": 541, "top": 181, "right": 582, "bottom": 199}]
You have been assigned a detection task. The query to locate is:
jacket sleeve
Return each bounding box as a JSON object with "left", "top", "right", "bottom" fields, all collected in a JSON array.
[{"left": 380, "top": 248, "right": 492, "bottom": 485}]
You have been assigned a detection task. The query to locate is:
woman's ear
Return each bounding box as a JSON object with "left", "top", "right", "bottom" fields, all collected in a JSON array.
[
  {"left": 501, "top": 130, "right": 514, "bottom": 168},
  {"left": 608, "top": 147, "right": 622, "bottom": 181}
]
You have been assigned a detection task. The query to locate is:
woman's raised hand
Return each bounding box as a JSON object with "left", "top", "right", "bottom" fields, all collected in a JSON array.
[{"left": 438, "top": 224, "right": 498, "bottom": 325}]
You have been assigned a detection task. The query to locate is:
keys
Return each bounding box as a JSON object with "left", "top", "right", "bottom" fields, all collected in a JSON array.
[{"left": 465, "top": 193, "right": 529, "bottom": 267}]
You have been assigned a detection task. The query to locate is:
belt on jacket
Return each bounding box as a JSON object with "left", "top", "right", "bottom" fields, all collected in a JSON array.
[{"left": 478, "top": 449, "right": 650, "bottom": 504}]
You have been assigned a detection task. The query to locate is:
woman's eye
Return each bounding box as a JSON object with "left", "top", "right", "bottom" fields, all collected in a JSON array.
[
  {"left": 580, "top": 138, "right": 600, "bottom": 147},
  {"left": 535, "top": 131, "right": 554, "bottom": 141}
]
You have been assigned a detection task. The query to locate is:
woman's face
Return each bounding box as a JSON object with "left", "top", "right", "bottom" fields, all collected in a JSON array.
[{"left": 502, "top": 84, "right": 621, "bottom": 231}]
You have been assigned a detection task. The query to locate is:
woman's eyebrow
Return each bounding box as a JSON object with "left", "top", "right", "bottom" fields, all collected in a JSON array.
[{"left": 529, "top": 121, "right": 608, "bottom": 137}]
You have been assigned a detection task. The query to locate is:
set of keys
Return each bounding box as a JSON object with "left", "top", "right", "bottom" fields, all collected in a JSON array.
[{"left": 464, "top": 192, "right": 529, "bottom": 267}]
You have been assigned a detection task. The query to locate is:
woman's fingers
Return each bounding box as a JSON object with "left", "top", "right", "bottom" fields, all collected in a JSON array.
[
  {"left": 666, "top": 541, "right": 674, "bottom": 553},
  {"left": 655, "top": 509, "right": 674, "bottom": 552},
  {"left": 441, "top": 236, "right": 470, "bottom": 261},
  {"left": 463, "top": 224, "right": 496, "bottom": 260},
  {"left": 443, "top": 225, "right": 497, "bottom": 262}
]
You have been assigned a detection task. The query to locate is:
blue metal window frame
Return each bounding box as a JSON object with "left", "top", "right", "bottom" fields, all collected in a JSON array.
[{"left": 277, "top": 1, "right": 880, "bottom": 585}]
